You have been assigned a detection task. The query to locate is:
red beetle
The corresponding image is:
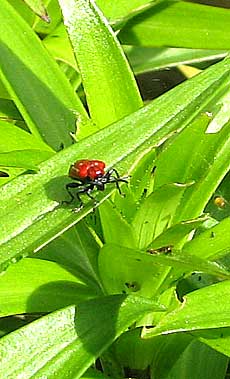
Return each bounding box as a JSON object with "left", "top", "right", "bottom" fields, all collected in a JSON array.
[{"left": 65, "top": 159, "right": 128, "bottom": 209}]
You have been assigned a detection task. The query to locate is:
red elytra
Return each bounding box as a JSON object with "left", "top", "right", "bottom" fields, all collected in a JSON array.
[
  {"left": 69, "top": 159, "right": 106, "bottom": 181},
  {"left": 65, "top": 159, "right": 128, "bottom": 210}
]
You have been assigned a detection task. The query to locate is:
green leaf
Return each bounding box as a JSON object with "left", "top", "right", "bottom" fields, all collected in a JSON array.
[
  {"left": 183, "top": 217, "right": 230, "bottom": 260},
  {"left": 96, "top": 0, "right": 151, "bottom": 22},
  {"left": 119, "top": 1, "right": 230, "bottom": 49},
  {"left": 0, "top": 0, "right": 86, "bottom": 150},
  {"left": 0, "top": 120, "right": 54, "bottom": 179},
  {"left": 205, "top": 88, "right": 230, "bottom": 133},
  {"left": 0, "top": 56, "right": 230, "bottom": 272},
  {"left": 146, "top": 215, "right": 209, "bottom": 250},
  {"left": 145, "top": 280, "right": 230, "bottom": 337},
  {"left": 98, "top": 244, "right": 170, "bottom": 297},
  {"left": 36, "top": 220, "right": 102, "bottom": 288},
  {"left": 105, "top": 149, "right": 157, "bottom": 225},
  {"left": 151, "top": 334, "right": 228, "bottom": 379},
  {"left": 0, "top": 120, "right": 52, "bottom": 152},
  {"left": 114, "top": 328, "right": 171, "bottom": 371},
  {"left": 98, "top": 244, "right": 229, "bottom": 298},
  {"left": 148, "top": 333, "right": 193, "bottom": 377},
  {"left": 0, "top": 149, "right": 54, "bottom": 170},
  {"left": 0, "top": 296, "right": 161, "bottom": 378},
  {"left": 82, "top": 367, "right": 116, "bottom": 379},
  {"left": 0, "top": 258, "right": 100, "bottom": 317},
  {"left": 7, "top": 0, "right": 35, "bottom": 26},
  {"left": 205, "top": 171, "right": 230, "bottom": 222},
  {"left": 32, "top": 0, "right": 63, "bottom": 36},
  {"left": 59, "top": 0, "right": 142, "bottom": 128},
  {"left": 24, "top": 0, "right": 50, "bottom": 22},
  {"left": 154, "top": 114, "right": 230, "bottom": 222},
  {"left": 195, "top": 328, "right": 230, "bottom": 358},
  {"left": 99, "top": 200, "right": 136, "bottom": 248},
  {"left": 0, "top": 100, "right": 22, "bottom": 124},
  {"left": 125, "top": 46, "right": 228, "bottom": 75},
  {"left": 132, "top": 182, "right": 192, "bottom": 248},
  {"left": 43, "top": 23, "right": 79, "bottom": 70}
]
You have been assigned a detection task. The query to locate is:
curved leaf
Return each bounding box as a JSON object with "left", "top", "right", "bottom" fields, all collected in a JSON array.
[
  {"left": 119, "top": 1, "right": 230, "bottom": 49},
  {"left": 183, "top": 217, "right": 230, "bottom": 261},
  {"left": 125, "top": 46, "right": 228, "bottom": 75},
  {"left": 96, "top": 0, "right": 151, "bottom": 22},
  {"left": 0, "top": 57, "right": 230, "bottom": 272},
  {"left": 145, "top": 280, "right": 230, "bottom": 337},
  {"left": 0, "top": 258, "right": 100, "bottom": 317},
  {"left": 59, "top": 0, "right": 142, "bottom": 128},
  {"left": 0, "top": 296, "right": 161, "bottom": 378},
  {"left": 154, "top": 114, "right": 230, "bottom": 222},
  {"left": 24, "top": 0, "right": 50, "bottom": 22},
  {"left": 0, "top": 0, "right": 86, "bottom": 150}
]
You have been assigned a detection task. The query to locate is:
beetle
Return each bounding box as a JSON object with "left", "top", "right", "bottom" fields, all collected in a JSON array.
[
  {"left": 65, "top": 159, "right": 128, "bottom": 209},
  {"left": 213, "top": 196, "right": 227, "bottom": 208}
]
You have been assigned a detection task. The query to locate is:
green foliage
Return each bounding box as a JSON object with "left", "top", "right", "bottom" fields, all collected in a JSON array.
[{"left": 0, "top": 0, "right": 230, "bottom": 378}]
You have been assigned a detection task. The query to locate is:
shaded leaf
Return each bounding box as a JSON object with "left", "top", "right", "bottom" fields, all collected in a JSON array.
[
  {"left": 0, "top": 296, "right": 161, "bottom": 378},
  {"left": 119, "top": 1, "right": 230, "bottom": 49},
  {"left": 125, "top": 46, "right": 228, "bottom": 75},
  {"left": 0, "top": 258, "right": 100, "bottom": 317},
  {"left": 0, "top": 0, "right": 86, "bottom": 150},
  {"left": 0, "top": 149, "right": 54, "bottom": 170},
  {"left": 0, "top": 57, "right": 230, "bottom": 272},
  {"left": 145, "top": 280, "right": 230, "bottom": 337}
]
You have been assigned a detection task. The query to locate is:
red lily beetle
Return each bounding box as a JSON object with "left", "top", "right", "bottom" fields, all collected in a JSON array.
[{"left": 65, "top": 159, "right": 128, "bottom": 209}]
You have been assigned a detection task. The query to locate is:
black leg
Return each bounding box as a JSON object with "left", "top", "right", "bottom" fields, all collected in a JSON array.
[
  {"left": 64, "top": 182, "right": 82, "bottom": 204},
  {"left": 84, "top": 188, "right": 96, "bottom": 202},
  {"left": 105, "top": 169, "right": 128, "bottom": 195},
  {"left": 64, "top": 182, "right": 97, "bottom": 211},
  {"left": 114, "top": 178, "right": 123, "bottom": 195},
  {"left": 74, "top": 192, "right": 84, "bottom": 210},
  {"left": 106, "top": 168, "right": 120, "bottom": 179},
  {"left": 106, "top": 169, "right": 129, "bottom": 183},
  {"left": 72, "top": 185, "right": 97, "bottom": 212}
]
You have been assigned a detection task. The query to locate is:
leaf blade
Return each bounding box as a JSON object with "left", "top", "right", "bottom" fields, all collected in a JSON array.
[
  {"left": 119, "top": 1, "right": 230, "bottom": 49},
  {"left": 0, "top": 0, "right": 86, "bottom": 150},
  {"left": 59, "top": 0, "right": 142, "bottom": 128},
  {"left": 0, "top": 57, "right": 230, "bottom": 271},
  {"left": 0, "top": 296, "right": 161, "bottom": 378}
]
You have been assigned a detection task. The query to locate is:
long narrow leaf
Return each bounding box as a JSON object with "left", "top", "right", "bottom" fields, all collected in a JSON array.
[
  {"left": 145, "top": 280, "right": 230, "bottom": 337},
  {"left": 119, "top": 1, "right": 230, "bottom": 49},
  {"left": 0, "top": 0, "right": 86, "bottom": 150},
  {"left": 0, "top": 296, "right": 162, "bottom": 378},
  {"left": 59, "top": 0, "right": 142, "bottom": 128},
  {"left": 0, "top": 258, "right": 100, "bottom": 317},
  {"left": 183, "top": 217, "right": 230, "bottom": 260},
  {"left": 0, "top": 57, "right": 230, "bottom": 272}
]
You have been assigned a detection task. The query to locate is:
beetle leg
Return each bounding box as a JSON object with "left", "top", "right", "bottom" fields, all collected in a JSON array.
[
  {"left": 73, "top": 184, "right": 96, "bottom": 211},
  {"left": 64, "top": 182, "right": 82, "bottom": 204},
  {"left": 105, "top": 169, "right": 128, "bottom": 195}
]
